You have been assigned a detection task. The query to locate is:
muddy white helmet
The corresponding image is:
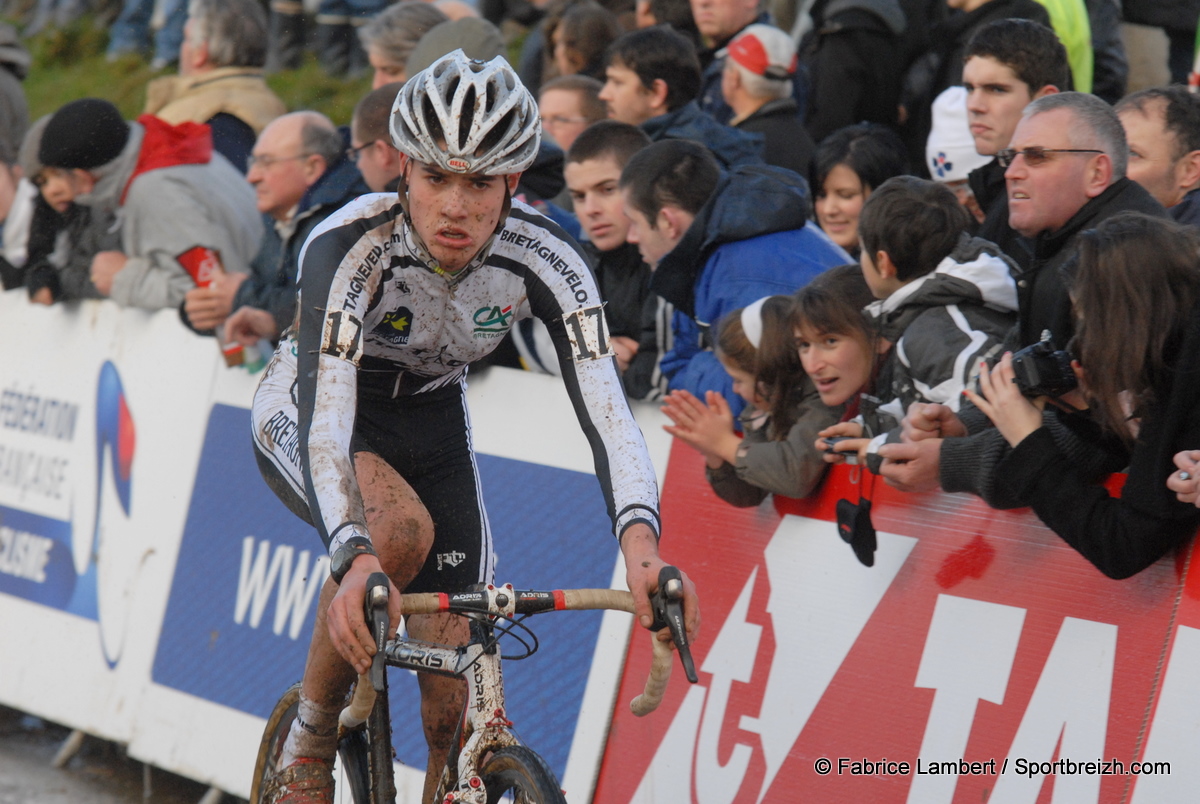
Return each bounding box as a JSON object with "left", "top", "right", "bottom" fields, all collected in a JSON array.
[{"left": 390, "top": 49, "right": 541, "bottom": 175}]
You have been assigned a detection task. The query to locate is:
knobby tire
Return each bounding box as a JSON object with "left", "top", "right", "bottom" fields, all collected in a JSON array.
[
  {"left": 480, "top": 745, "right": 567, "bottom": 804},
  {"left": 338, "top": 678, "right": 396, "bottom": 804},
  {"left": 249, "top": 682, "right": 302, "bottom": 804}
]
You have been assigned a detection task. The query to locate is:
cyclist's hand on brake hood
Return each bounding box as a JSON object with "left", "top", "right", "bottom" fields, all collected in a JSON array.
[
  {"left": 621, "top": 523, "right": 700, "bottom": 644},
  {"left": 327, "top": 553, "right": 403, "bottom": 675}
]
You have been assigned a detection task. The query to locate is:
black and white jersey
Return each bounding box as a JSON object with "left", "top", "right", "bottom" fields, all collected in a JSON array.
[{"left": 255, "top": 193, "right": 661, "bottom": 555}]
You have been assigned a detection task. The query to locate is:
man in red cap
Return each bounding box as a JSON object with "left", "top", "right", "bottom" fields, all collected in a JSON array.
[{"left": 721, "top": 23, "right": 814, "bottom": 177}]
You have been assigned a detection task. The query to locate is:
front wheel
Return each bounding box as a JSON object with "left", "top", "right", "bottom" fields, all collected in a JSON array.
[
  {"left": 481, "top": 746, "right": 567, "bottom": 804},
  {"left": 249, "top": 683, "right": 302, "bottom": 803}
]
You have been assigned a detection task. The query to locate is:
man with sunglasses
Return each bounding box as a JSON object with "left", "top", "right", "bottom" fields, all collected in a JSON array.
[
  {"left": 202, "top": 111, "right": 369, "bottom": 345},
  {"left": 879, "top": 91, "right": 1167, "bottom": 508}
]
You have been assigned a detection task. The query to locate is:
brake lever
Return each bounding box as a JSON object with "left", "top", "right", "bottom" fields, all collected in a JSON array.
[
  {"left": 364, "top": 572, "right": 390, "bottom": 692},
  {"left": 647, "top": 565, "right": 698, "bottom": 683}
]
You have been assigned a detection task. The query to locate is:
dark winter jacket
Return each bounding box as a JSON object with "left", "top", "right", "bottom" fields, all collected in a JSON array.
[
  {"left": 940, "top": 178, "right": 1168, "bottom": 506},
  {"left": 1121, "top": 0, "right": 1200, "bottom": 31},
  {"left": 803, "top": 0, "right": 906, "bottom": 143},
  {"left": 1013, "top": 179, "right": 1164, "bottom": 351},
  {"left": 734, "top": 97, "right": 815, "bottom": 177},
  {"left": 641, "top": 101, "right": 765, "bottom": 169},
  {"left": 230, "top": 154, "right": 369, "bottom": 337},
  {"left": 625, "top": 293, "right": 674, "bottom": 401},
  {"left": 587, "top": 240, "right": 652, "bottom": 340},
  {"left": 1171, "top": 188, "right": 1200, "bottom": 229},
  {"left": 653, "top": 165, "right": 849, "bottom": 413},
  {"left": 1088, "top": 0, "right": 1128, "bottom": 104},
  {"left": 995, "top": 299, "right": 1200, "bottom": 579}
]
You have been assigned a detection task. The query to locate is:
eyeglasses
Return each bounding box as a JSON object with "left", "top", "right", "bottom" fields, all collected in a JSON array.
[
  {"left": 346, "top": 141, "right": 376, "bottom": 162},
  {"left": 996, "top": 147, "right": 1104, "bottom": 168},
  {"left": 539, "top": 115, "right": 591, "bottom": 127},
  {"left": 246, "top": 153, "right": 312, "bottom": 170}
]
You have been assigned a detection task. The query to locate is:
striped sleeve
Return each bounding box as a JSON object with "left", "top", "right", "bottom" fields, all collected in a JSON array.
[
  {"left": 503, "top": 207, "right": 662, "bottom": 539},
  {"left": 294, "top": 201, "right": 398, "bottom": 553}
]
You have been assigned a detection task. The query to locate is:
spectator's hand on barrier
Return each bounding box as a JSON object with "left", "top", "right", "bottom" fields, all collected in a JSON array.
[
  {"left": 90, "top": 251, "right": 128, "bottom": 296},
  {"left": 963, "top": 353, "right": 1044, "bottom": 448},
  {"left": 1168, "top": 450, "right": 1200, "bottom": 506},
  {"left": 878, "top": 439, "right": 943, "bottom": 492},
  {"left": 902, "top": 402, "right": 965, "bottom": 442},
  {"left": 621, "top": 523, "right": 700, "bottom": 644},
  {"left": 184, "top": 271, "right": 248, "bottom": 331},
  {"left": 30, "top": 287, "right": 53, "bottom": 306},
  {"left": 326, "top": 552, "right": 403, "bottom": 675},
  {"left": 661, "top": 389, "right": 739, "bottom": 464},
  {"left": 224, "top": 306, "right": 279, "bottom": 346},
  {"left": 611, "top": 335, "right": 638, "bottom": 372}
]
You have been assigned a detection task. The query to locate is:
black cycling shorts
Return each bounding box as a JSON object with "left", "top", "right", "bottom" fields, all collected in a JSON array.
[{"left": 252, "top": 375, "right": 494, "bottom": 595}]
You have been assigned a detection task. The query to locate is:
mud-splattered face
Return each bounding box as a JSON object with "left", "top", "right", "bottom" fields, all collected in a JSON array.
[{"left": 402, "top": 157, "right": 519, "bottom": 273}]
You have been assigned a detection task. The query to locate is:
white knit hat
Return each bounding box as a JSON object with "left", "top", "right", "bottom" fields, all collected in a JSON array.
[{"left": 925, "top": 86, "right": 991, "bottom": 183}]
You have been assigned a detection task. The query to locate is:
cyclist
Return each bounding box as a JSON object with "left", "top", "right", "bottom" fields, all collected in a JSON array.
[{"left": 250, "top": 50, "right": 700, "bottom": 803}]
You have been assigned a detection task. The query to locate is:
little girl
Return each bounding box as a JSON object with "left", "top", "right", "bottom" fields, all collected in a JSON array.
[{"left": 662, "top": 266, "right": 876, "bottom": 506}]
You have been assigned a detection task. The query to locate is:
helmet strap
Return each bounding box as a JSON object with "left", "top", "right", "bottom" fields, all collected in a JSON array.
[{"left": 495, "top": 179, "right": 514, "bottom": 235}]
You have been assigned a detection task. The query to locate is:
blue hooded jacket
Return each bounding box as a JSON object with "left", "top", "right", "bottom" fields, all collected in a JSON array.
[
  {"left": 652, "top": 165, "right": 850, "bottom": 414},
  {"left": 640, "top": 101, "right": 764, "bottom": 170}
]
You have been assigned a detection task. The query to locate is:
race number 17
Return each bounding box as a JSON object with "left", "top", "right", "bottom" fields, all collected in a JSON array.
[{"left": 563, "top": 305, "right": 613, "bottom": 362}]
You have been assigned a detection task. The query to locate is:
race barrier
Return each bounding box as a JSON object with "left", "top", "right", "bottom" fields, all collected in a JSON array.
[
  {"left": 598, "top": 447, "right": 1200, "bottom": 803},
  {"left": 1, "top": 290, "right": 1198, "bottom": 803},
  {"left": 0, "top": 292, "right": 667, "bottom": 802}
]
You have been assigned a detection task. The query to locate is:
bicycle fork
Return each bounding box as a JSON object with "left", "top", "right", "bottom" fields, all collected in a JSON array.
[{"left": 438, "top": 617, "right": 521, "bottom": 804}]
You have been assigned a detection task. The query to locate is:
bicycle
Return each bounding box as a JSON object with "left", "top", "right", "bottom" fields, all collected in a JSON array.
[{"left": 250, "top": 566, "right": 698, "bottom": 803}]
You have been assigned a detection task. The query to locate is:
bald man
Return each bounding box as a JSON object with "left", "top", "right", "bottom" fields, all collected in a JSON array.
[{"left": 186, "top": 111, "right": 369, "bottom": 341}]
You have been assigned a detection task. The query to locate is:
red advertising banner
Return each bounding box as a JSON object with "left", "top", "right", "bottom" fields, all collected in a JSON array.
[{"left": 596, "top": 444, "right": 1199, "bottom": 804}]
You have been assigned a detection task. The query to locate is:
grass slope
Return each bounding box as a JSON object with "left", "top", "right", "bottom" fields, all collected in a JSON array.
[{"left": 16, "top": 17, "right": 371, "bottom": 125}]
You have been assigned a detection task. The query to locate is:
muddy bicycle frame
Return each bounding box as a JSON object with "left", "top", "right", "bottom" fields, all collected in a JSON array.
[{"left": 336, "top": 576, "right": 695, "bottom": 803}]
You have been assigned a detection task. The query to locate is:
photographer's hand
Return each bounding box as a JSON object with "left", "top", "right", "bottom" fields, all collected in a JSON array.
[
  {"left": 963, "top": 353, "right": 1044, "bottom": 448},
  {"left": 1168, "top": 450, "right": 1200, "bottom": 506}
]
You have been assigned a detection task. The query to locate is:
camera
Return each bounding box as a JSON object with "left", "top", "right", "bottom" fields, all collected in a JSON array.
[
  {"left": 820, "top": 436, "right": 859, "bottom": 464},
  {"left": 1010, "top": 330, "right": 1077, "bottom": 398}
]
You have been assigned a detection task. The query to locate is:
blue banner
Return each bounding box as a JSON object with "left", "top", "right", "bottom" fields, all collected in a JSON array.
[{"left": 154, "top": 403, "right": 620, "bottom": 777}]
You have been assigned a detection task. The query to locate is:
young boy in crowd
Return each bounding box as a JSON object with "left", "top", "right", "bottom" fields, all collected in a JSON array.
[
  {"left": 600, "top": 26, "right": 763, "bottom": 169},
  {"left": 514, "top": 120, "right": 672, "bottom": 399},
  {"left": 565, "top": 120, "right": 666, "bottom": 398},
  {"left": 819, "top": 176, "right": 1018, "bottom": 470},
  {"left": 960, "top": 19, "right": 1068, "bottom": 266}
]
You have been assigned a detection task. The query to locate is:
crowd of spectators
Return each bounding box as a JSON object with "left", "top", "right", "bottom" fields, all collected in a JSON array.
[{"left": 2, "top": 0, "right": 1200, "bottom": 581}]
